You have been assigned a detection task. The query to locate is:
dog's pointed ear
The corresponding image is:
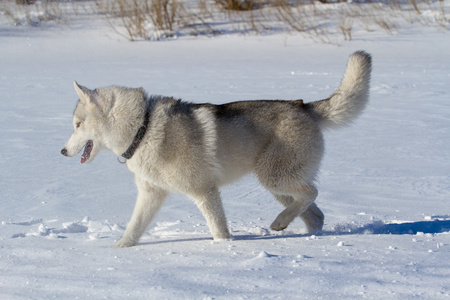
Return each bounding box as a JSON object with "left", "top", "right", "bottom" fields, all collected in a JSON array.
[{"left": 74, "top": 81, "right": 94, "bottom": 105}]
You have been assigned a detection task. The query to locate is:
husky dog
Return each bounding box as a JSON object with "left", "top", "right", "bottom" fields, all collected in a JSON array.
[{"left": 61, "top": 51, "right": 371, "bottom": 247}]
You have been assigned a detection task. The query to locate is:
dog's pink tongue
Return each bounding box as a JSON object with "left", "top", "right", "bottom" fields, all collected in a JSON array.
[{"left": 80, "top": 140, "right": 93, "bottom": 164}]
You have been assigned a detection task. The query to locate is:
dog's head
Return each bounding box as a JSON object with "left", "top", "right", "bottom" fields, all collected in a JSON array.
[
  {"left": 61, "top": 82, "right": 107, "bottom": 164},
  {"left": 61, "top": 82, "right": 148, "bottom": 164}
]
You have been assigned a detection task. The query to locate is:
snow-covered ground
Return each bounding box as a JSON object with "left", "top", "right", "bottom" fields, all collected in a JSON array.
[{"left": 0, "top": 6, "right": 449, "bottom": 299}]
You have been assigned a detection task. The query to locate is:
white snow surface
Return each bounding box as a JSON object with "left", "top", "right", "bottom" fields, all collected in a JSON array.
[{"left": 1, "top": 11, "right": 449, "bottom": 300}]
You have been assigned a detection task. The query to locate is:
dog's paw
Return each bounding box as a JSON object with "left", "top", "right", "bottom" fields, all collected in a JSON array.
[
  {"left": 270, "top": 220, "right": 288, "bottom": 231},
  {"left": 212, "top": 231, "right": 231, "bottom": 240},
  {"left": 301, "top": 204, "right": 324, "bottom": 233},
  {"left": 112, "top": 238, "right": 137, "bottom": 248},
  {"left": 271, "top": 206, "right": 301, "bottom": 231},
  {"left": 305, "top": 217, "right": 324, "bottom": 234},
  {"left": 213, "top": 236, "right": 232, "bottom": 242}
]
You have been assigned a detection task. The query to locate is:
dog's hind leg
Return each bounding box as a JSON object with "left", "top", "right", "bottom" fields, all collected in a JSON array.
[
  {"left": 191, "top": 186, "right": 230, "bottom": 240},
  {"left": 273, "top": 194, "right": 324, "bottom": 233},
  {"left": 269, "top": 185, "right": 318, "bottom": 231},
  {"left": 300, "top": 202, "right": 324, "bottom": 233},
  {"left": 114, "top": 177, "right": 168, "bottom": 248},
  {"left": 254, "top": 121, "right": 324, "bottom": 234}
]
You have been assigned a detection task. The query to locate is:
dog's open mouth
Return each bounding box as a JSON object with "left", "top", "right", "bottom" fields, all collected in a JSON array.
[{"left": 81, "top": 140, "right": 93, "bottom": 164}]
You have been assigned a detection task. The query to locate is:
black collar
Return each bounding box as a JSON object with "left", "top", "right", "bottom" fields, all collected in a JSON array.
[{"left": 121, "top": 108, "right": 151, "bottom": 160}]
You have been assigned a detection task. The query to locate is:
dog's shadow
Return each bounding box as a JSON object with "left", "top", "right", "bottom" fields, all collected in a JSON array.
[
  {"left": 139, "top": 218, "right": 450, "bottom": 246},
  {"left": 331, "top": 218, "right": 450, "bottom": 236}
]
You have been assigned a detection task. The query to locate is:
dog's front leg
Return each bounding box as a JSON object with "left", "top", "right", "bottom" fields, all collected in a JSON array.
[
  {"left": 114, "top": 177, "right": 168, "bottom": 248},
  {"left": 192, "top": 186, "right": 230, "bottom": 240}
]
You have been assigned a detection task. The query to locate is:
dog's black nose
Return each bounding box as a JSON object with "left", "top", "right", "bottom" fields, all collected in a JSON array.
[{"left": 61, "top": 148, "right": 68, "bottom": 156}]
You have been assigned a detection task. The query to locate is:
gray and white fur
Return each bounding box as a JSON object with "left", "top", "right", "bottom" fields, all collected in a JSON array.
[{"left": 61, "top": 51, "right": 372, "bottom": 247}]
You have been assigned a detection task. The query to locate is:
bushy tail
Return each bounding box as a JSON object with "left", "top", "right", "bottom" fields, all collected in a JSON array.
[{"left": 306, "top": 51, "right": 372, "bottom": 129}]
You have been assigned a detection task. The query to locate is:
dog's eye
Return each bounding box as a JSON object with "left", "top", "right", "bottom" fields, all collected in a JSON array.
[{"left": 75, "top": 122, "right": 81, "bottom": 129}]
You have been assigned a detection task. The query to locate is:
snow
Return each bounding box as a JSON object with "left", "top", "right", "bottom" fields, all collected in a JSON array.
[{"left": 1, "top": 6, "right": 449, "bottom": 299}]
